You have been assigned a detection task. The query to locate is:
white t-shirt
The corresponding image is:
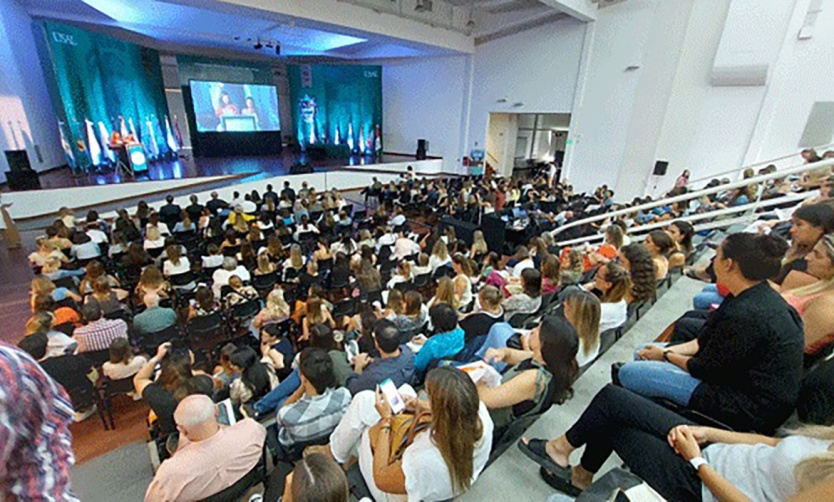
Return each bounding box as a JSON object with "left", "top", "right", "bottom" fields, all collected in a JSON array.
[
  {"left": 163, "top": 257, "right": 191, "bottom": 277},
  {"left": 202, "top": 255, "right": 224, "bottom": 268},
  {"left": 429, "top": 255, "right": 451, "bottom": 272},
  {"left": 600, "top": 300, "right": 628, "bottom": 332},
  {"left": 103, "top": 355, "right": 148, "bottom": 380},
  {"left": 512, "top": 258, "right": 535, "bottom": 277},
  {"left": 143, "top": 238, "right": 165, "bottom": 251},
  {"left": 86, "top": 228, "right": 108, "bottom": 244},
  {"left": 359, "top": 402, "right": 494, "bottom": 502},
  {"left": 72, "top": 241, "right": 101, "bottom": 260}
]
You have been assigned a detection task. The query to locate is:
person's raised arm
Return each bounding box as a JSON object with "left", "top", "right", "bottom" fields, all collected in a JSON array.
[
  {"left": 484, "top": 347, "right": 534, "bottom": 367},
  {"left": 133, "top": 343, "right": 169, "bottom": 395}
]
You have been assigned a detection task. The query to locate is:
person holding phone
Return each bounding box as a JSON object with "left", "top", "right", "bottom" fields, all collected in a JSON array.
[{"left": 326, "top": 366, "right": 494, "bottom": 501}]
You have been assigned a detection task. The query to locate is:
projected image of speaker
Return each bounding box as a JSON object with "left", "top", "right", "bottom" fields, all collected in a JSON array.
[
  {"left": 416, "top": 139, "right": 428, "bottom": 160},
  {"left": 653, "top": 160, "right": 669, "bottom": 176}
]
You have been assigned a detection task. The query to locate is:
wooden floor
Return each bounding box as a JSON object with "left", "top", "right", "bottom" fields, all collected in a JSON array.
[{"left": 70, "top": 395, "right": 151, "bottom": 465}]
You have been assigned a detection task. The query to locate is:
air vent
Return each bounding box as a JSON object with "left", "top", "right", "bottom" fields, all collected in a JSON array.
[{"left": 415, "top": 0, "right": 433, "bottom": 13}]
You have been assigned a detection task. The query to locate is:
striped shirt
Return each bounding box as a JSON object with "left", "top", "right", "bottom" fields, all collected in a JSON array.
[
  {"left": 0, "top": 342, "right": 79, "bottom": 501},
  {"left": 73, "top": 318, "right": 129, "bottom": 353}
]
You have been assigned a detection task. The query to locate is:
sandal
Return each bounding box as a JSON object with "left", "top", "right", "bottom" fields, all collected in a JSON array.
[
  {"left": 517, "top": 438, "right": 571, "bottom": 476},
  {"left": 540, "top": 466, "right": 583, "bottom": 497}
]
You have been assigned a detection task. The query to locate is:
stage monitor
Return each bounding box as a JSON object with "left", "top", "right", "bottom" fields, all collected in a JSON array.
[
  {"left": 127, "top": 143, "right": 148, "bottom": 173},
  {"left": 189, "top": 80, "right": 281, "bottom": 133}
]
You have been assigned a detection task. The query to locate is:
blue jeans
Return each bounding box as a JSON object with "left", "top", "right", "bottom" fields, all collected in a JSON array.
[
  {"left": 475, "top": 322, "right": 515, "bottom": 373},
  {"left": 253, "top": 370, "right": 300, "bottom": 414},
  {"left": 693, "top": 284, "right": 723, "bottom": 310},
  {"left": 618, "top": 360, "right": 701, "bottom": 406}
]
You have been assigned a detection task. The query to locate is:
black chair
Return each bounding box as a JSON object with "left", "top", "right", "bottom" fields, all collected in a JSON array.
[
  {"left": 393, "top": 280, "right": 413, "bottom": 294},
  {"left": 362, "top": 288, "right": 383, "bottom": 306},
  {"left": 222, "top": 245, "right": 241, "bottom": 257},
  {"left": 186, "top": 311, "right": 228, "bottom": 353},
  {"left": 168, "top": 271, "right": 197, "bottom": 291},
  {"left": 508, "top": 312, "right": 533, "bottom": 328},
  {"left": 147, "top": 247, "right": 164, "bottom": 259},
  {"left": 66, "top": 383, "right": 109, "bottom": 430},
  {"left": 432, "top": 265, "right": 453, "bottom": 281},
  {"left": 487, "top": 412, "right": 543, "bottom": 467},
  {"left": 83, "top": 348, "right": 112, "bottom": 368},
  {"left": 378, "top": 245, "right": 394, "bottom": 265},
  {"left": 252, "top": 272, "right": 279, "bottom": 297},
  {"left": 229, "top": 299, "right": 262, "bottom": 331},
  {"left": 283, "top": 267, "right": 299, "bottom": 283},
  {"left": 52, "top": 276, "right": 79, "bottom": 292},
  {"left": 412, "top": 272, "right": 431, "bottom": 290},
  {"left": 135, "top": 324, "right": 181, "bottom": 355},
  {"left": 100, "top": 376, "right": 137, "bottom": 429},
  {"left": 317, "top": 257, "right": 334, "bottom": 272},
  {"left": 332, "top": 297, "right": 357, "bottom": 319}
]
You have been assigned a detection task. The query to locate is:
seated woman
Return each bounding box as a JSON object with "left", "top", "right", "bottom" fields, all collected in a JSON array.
[
  {"left": 222, "top": 275, "right": 258, "bottom": 310},
  {"left": 259, "top": 235, "right": 284, "bottom": 265},
  {"left": 667, "top": 220, "right": 695, "bottom": 269},
  {"left": 40, "top": 256, "right": 85, "bottom": 284},
  {"left": 28, "top": 237, "right": 69, "bottom": 269},
  {"left": 218, "top": 227, "right": 241, "bottom": 253},
  {"left": 540, "top": 254, "right": 562, "bottom": 295},
  {"left": 452, "top": 253, "right": 475, "bottom": 310},
  {"left": 427, "top": 276, "right": 460, "bottom": 311},
  {"left": 778, "top": 204, "right": 834, "bottom": 289},
  {"left": 299, "top": 259, "right": 323, "bottom": 292},
  {"left": 102, "top": 337, "right": 147, "bottom": 383},
  {"left": 31, "top": 274, "right": 82, "bottom": 306},
  {"left": 136, "top": 265, "right": 170, "bottom": 300},
  {"left": 521, "top": 385, "right": 834, "bottom": 501},
  {"left": 312, "top": 238, "right": 333, "bottom": 263},
  {"left": 429, "top": 239, "right": 452, "bottom": 272},
  {"left": 412, "top": 303, "right": 466, "bottom": 377},
  {"left": 580, "top": 262, "right": 629, "bottom": 332},
  {"left": 252, "top": 288, "right": 290, "bottom": 329},
  {"left": 253, "top": 251, "right": 277, "bottom": 277},
  {"left": 327, "top": 366, "right": 493, "bottom": 501},
  {"left": 143, "top": 225, "right": 165, "bottom": 254},
  {"left": 780, "top": 234, "right": 834, "bottom": 360},
  {"left": 618, "top": 244, "right": 656, "bottom": 304},
  {"left": 378, "top": 288, "right": 405, "bottom": 320},
  {"left": 559, "top": 248, "right": 584, "bottom": 286},
  {"left": 328, "top": 253, "right": 352, "bottom": 289},
  {"left": 260, "top": 322, "right": 295, "bottom": 380},
  {"left": 187, "top": 286, "right": 219, "bottom": 320},
  {"left": 478, "top": 252, "right": 501, "bottom": 282},
  {"left": 580, "top": 224, "right": 623, "bottom": 271},
  {"left": 229, "top": 346, "right": 279, "bottom": 405},
  {"left": 84, "top": 276, "right": 123, "bottom": 316},
  {"left": 282, "top": 244, "right": 306, "bottom": 281},
  {"left": 503, "top": 268, "right": 543, "bottom": 319},
  {"left": 301, "top": 296, "right": 336, "bottom": 343},
  {"left": 620, "top": 233, "right": 804, "bottom": 433},
  {"left": 200, "top": 243, "right": 224, "bottom": 270},
  {"left": 393, "top": 291, "right": 428, "bottom": 334},
  {"left": 563, "top": 289, "right": 602, "bottom": 367},
  {"left": 645, "top": 230, "right": 674, "bottom": 280},
  {"left": 387, "top": 260, "right": 412, "bottom": 291},
  {"left": 481, "top": 316, "right": 578, "bottom": 431},
  {"left": 172, "top": 211, "right": 195, "bottom": 234},
  {"left": 162, "top": 245, "right": 191, "bottom": 279}
]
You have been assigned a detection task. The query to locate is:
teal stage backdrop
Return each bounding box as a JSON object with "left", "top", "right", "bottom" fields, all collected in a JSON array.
[
  {"left": 39, "top": 21, "right": 171, "bottom": 170},
  {"left": 288, "top": 65, "right": 382, "bottom": 156}
]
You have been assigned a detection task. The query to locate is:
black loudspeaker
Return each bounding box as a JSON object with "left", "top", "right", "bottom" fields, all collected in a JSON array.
[
  {"left": 6, "top": 170, "right": 41, "bottom": 190},
  {"left": 440, "top": 216, "right": 477, "bottom": 246},
  {"left": 653, "top": 161, "right": 669, "bottom": 176},
  {"left": 289, "top": 162, "right": 313, "bottom": 174},
  {"left": 481, "top": 214, "right": 506, "bottom": 254},
  {"left": 5, "top": 150, "right": 32, "bottom": 172},
  {"left": 416, "top": 139, "right": 428, "bottom": 160}
]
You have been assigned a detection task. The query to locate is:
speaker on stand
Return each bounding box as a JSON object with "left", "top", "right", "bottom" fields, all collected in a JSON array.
[
  {"left": 647, "top": 160, "right": 669, "bottom": 197},
  {"left": 416, "top": 139, "right": 428, "bottom": 160}
]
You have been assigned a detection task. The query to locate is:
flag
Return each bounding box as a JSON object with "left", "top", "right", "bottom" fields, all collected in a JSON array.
[
  {"left": 129, "top": 117, "right": 138, "bottom": 141},
  {"left": 358, "top": 125, "right": 366, "bottom": 154},
  {"left": 334, "top": 125, "right": 341, "bottom": 145},
  {"left": 98, "top": 121, "right": 116, "bottom": 163},
  {"left": 145, "top": 118, "right": 159, "bottom": 159},
  {"left": 57, "top": 121, "right": 76, "bottom": 170},
  {"left": 172, "top": 114, "right": 183, "bottom": 147},
  {"left": 165, "top": 115, "right": 179, "bottom": 153},
  {"left": 85, "top": 119, "right": 102, "bottom": 166},
  {"left": 309, "top": 122, "right": 317, "bottom": 144},
  {"left": 374, "top": 124, "right": 382, "bottom": 154},
  {"left": 119, "top": 116, "right": 128, "bottom": 138},
  {"left": 347, "top": 122, "right": 354, "bottom": 151}
]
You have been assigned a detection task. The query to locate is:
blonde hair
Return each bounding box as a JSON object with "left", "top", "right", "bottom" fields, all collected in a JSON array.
[
  {"left": 266, "top": 289, "right": 290, "bottom": 319},
  {"left": 290, "top": 244, "right": 304, "bottom": 269},
  {"left": 433, "top": 277, "right": 459, "bottom": 310},
  {"left": 789, "top": 425, "right": 834, "bottom": 492},
  {"left": 564, "top": 290, "right": 601, "bottom": 358},
  {"left": 42, "top": 256, "right": 62, "bottom": 274},
  {"left": 31, "top": 275, "right": 57, "bottom": 297},
  {"left": 146, "top": 225, "right": 162, "bottom": 241},
  {"left": 432, "top": 239, "right": 449, "bottom": 261},
  {"left": 788, "top": 234, "right": 834, "bottom": 297},
  {"left": 472, "top": 230, "right": 488, "bottom": 255}
]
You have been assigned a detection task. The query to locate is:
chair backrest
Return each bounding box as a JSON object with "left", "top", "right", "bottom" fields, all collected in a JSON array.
[
  {"left": 137, "top": 324, "right": 181, "bottom": 354},
  {"left": 103, "top": 376, "right": 136, "bottom": 397},
  {"left": 412, "top": 272, "right": 431, "bottom": 288},
  {"left": 84, "top": 348, "right": 112, "bottom": 368},
  {"left": 231, "top": 299, "right": 261, "bottom": 319},
  {"left": 65, "top": 382, "right": 98, "bottom": 412},
  {"left": 53, "top": 277, "right": 78, "bottom": 292},
  {"left": 332, "top": 297, "right": 356, "bottom": 319},
  {"left": 508, "top": 312, "right": 531, "bottom": 328},
  {"left": 169, "top": 270, "right": 196, "bottom": 287},
  {"left": 393, "top": 280, "right": 412, "bottom": 294},
  {"left": 223, "top": 245, "right": 241, "bottom": 257}
]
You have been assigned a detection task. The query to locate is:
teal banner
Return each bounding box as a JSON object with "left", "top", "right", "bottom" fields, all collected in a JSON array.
[
  {"left": 40, "top": 21, "right": 171, "bottom": 170},
  {"left": 288, "top": 65, "right": 382, "bottom": 155}
]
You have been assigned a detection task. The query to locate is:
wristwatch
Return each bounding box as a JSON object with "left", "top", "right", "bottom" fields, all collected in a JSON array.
[
  {"left": 663, "top": 349, "right": 674, "bottom": 362},
  {"left": 689, "top": 456, "right": 708, "bottom": 471}
]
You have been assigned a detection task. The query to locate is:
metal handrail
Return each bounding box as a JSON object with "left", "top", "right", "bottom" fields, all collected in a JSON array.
[
  {"left": 553, "top": 157, "right": 834, "bottom": 240},
  {"left": 554, "top": 190, "right": 815, "bottom": 247}
]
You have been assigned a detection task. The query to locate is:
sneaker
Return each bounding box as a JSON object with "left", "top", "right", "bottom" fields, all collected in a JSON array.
[{"left": 74, "top": 405, "right": 97, "bottom": 423}]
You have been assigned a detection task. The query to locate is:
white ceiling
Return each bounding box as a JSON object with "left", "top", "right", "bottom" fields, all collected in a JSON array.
[{"left": 17, "top": 0, "right": 590, "bottom": 60}]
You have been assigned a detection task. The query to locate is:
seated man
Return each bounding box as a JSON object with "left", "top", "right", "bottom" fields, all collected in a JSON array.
[
  {"left": 145, "top": 395, "right": 266, "bottom": 501},
  {"left": 132, "top": 292, "right": 177, "bottom": 336},
  {"left": 618, "top": 233, "right": 804, "bottom": 433},
  {"left": 18, "top": 333, "right": 97, "bottom": 421},
  {"left": 276, "top": 348, "right": 351, "bottom": 456},
  {"left": 72, "top": 302, "right": 128, "bottom": 353},
  {"left": 346, "top": 319, "right": 414, "bottom": 395},
  {"left": 411, "top": 303, "right": 465, "bottom": 378}
]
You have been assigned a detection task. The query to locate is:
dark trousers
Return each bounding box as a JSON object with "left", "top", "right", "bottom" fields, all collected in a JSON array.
[
  {"left": 798, "top": 357, "right": 834, "bottom": 425},
  {"left": 670, "top": 310, "right": 710, "bottom": 344},
  {"left": 565, "top": 385, "right": 703, "bottom": 502}
]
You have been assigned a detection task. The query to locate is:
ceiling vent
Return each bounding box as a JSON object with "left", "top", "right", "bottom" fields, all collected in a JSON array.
[{"left": 415, "top": 0, "right": 433, "bottom": 13}]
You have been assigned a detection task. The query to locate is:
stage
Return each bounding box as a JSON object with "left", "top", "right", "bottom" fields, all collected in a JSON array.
[{"left": 2, "top": 152, "right": 446, "bottom": 227}]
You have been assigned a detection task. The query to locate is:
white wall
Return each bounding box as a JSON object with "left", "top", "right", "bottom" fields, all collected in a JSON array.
[
  {"left": 468, "top": 19, "right": 586, "bottom": 164},
  {"left": 0, "top": 1, "right": 65, "bottom": 184},
  {"left": 382, "top": 55, "right": 471, "bottom": 172}
]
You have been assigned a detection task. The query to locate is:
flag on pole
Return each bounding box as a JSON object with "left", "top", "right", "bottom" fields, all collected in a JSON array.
[
  {"left": 119, "top": 116, "right": 128, "bottom": 138},
  {"left": 347, "top": 123, "right": 354, "bottom": 151},
  {"left": 57, "top": 121, "right": 76, "bottom": 170},
  {"left": 334, "top": 125, "right": 341, "bottom": 145},
  {"left": 145, "top": 117, "right": 159, "bottom": 159},
  {"left": 165, "top": 115, "right": 179, "bottom": 153},
  {"left": 98, "top": 121, "right": 116, "bottom": 163},
  {"left": 85, "top": 119, "right": 102, "bottom": 166},
  {"left": 172, "top": 114, "right": 184, "bottom": 147},
  {"left": 374, "top": 124, "right": 382, "bottom": 155},
  {"left": 129, "top": 117, "right": 138, "bottom": 142},
  {"left": 358, "top": 125, "right": 366, "bottom": 154}
]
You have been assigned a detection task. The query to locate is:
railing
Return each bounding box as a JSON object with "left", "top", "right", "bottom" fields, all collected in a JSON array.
[{"left": 553, "top": 157, "right": 834, "bottom": 247}]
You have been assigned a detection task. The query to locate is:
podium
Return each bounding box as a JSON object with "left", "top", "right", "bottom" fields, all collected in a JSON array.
[{"left": 111, "top": 142, "right": 148, "bottom": 177}]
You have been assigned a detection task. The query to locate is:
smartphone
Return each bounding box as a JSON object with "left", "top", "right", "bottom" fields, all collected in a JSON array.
[{"left": 379, "top": 378, "right": 405, "bottom": 415}]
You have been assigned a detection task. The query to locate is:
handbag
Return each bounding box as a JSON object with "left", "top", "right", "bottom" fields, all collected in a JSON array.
[{"left": 385, "top": 409, "right": 432, "bottom": 464}]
